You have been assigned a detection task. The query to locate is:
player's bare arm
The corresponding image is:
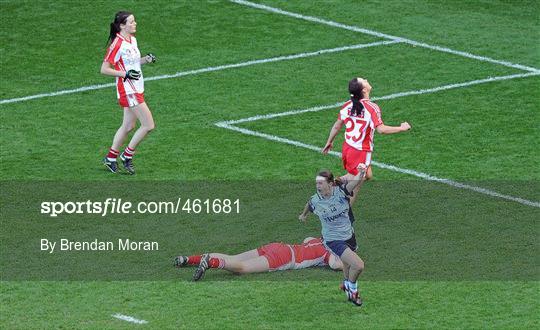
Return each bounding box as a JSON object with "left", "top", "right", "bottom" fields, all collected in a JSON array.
[
  {"left": 100, "top": 61, "right": 126, "bottom": 78},
  {"left": 375, "top": 122, "right": 411, "bottom": 134},
  {"left": 298, "top": 202, "right": 311, "bottom": 222},
  {"left": 140, "top": 53, "right": 156, "bottom": 65},
  {"left": 345, "top": 164, "right": 367, "bottom": 194},
  {"left": 322, "top": 119, "right": 344, "bottom": 154}
]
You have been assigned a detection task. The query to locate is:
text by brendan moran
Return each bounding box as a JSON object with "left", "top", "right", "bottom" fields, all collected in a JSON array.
[{"left": 40, "top": 239, "right": 159, "bottom": 253}]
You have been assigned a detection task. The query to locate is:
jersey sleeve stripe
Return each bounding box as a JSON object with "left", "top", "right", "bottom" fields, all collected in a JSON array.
[
  {"left": 104, "top": 38, "right": 122, "bottom": 64},
  {"left": 362, "top": 100, "right": 383, "bottom": 127}
]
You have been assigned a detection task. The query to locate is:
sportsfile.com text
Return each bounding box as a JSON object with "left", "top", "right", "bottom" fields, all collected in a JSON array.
[{"left": 40, "top": 198, "right": 240, "bottom": 217}]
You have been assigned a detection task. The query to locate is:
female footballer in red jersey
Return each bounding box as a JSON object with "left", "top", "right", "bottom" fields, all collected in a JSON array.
[
  {"left": 174, "top": 237, "right": 343, "bottom": 281},
  {"left": 322, "top": 77, "right": 411, "bottom": 204},
  {"left": 101, "top": 11, "right": 157, "bottom": 175}
]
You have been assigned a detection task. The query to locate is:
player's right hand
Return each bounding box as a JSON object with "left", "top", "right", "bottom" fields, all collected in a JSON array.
[
  {"left": 321, "top": 142, "right": 333, "bottom": 154},
  {"left": 124, "top": 69, "right": 141, "bottom": 81},
  {"left": 400, "top": 122, "right": 411, "bottom": 131},
  {"left": 298, "top": 214, "right": 307, "bottom": 222}
]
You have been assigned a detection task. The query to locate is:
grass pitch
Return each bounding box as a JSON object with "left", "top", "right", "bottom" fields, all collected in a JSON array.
[{"left": 1, "top": 0, "right": 539, "bottom": 328}]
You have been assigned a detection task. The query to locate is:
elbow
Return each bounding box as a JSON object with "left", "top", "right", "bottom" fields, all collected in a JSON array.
[{"left": 100, "top": 62, "right": 113, "bottom": 76}]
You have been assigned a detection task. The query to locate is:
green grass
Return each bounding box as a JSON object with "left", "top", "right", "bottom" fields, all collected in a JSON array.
[
  {"left": 2, "top": 281, "right": 538, "bottom": 329},
  {"left": 1, "top": 0, "right": 539, "bottom": 328}
]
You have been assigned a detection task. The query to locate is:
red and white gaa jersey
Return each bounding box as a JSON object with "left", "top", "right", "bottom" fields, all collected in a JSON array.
[
  {"left": 290, "top": 238, "right": 330, "bottom": 269},
  {"left": 338, "top": 99, "right": 384, "bottom": 152},
  {"left": 104, "top": 33, "right": 144, "bottom": 99}
]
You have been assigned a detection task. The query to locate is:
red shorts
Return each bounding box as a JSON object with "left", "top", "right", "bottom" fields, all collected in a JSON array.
[
  {"left": 257, "top": 243, "right": 293, "bottom": 271},
  {"left": 119, "top": 93, "right": 145, "bottom": 108},
  {"left": 342, "top": 142, "right": 372, "bottom": 175}
]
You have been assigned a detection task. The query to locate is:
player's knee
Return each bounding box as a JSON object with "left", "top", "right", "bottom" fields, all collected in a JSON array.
[
  {"left": 142, "top": 122, "right": 155, "bottom": 133},
  {"left": 235, "top": 264, "right": 249, "bottom": 274},
  {"left": 351, "top": 259, "right": 364, "bottom": 273},
  {"left": 120, "top": 124, "right": 134, "bottom": 134}
]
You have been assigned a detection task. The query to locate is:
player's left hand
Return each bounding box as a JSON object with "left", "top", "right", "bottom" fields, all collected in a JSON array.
[
  {"left": 298, "top": 213, "right": 307, "bottom": 222},
  {"left": 145, "top": 53, "right": 157, "bottom": 64},
  {"left": 321, "top": 142, "right": 333, "bottom": 154}
]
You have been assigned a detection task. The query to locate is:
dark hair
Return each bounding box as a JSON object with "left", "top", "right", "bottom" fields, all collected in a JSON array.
[
  {"left": 348, "top": 78, "right": 364, "bottom": 117},
  {"left": 317, "top": 170, "right": 342, "bottom": 186},
  {"left": 107, "top": 11, "right": 133, "bottom": 46}
]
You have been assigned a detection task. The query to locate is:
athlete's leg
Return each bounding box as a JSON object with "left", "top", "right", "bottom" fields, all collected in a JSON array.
[
  {"left": 340, "top": 248, "right": 364, "bottom": 283},
  {"left": 177, "top": 249, "right": 259, "bottom": 267},
  {"left": 211, "top": 249, "right": 260, "bottom": 262},
  {"left": 111, "top": 107, "right": 137, "bottom": 151},
  {"left": 342, "top": 263, "right": 351, "bottom": 280},
  {"left": 340, "top": 248, "right": 364, "bottom": 306},
  {"left": 127, "top": 102, "right": 155, "bottom": 149},
  {"left": 223, "top": 256, "right": 270, "bottom": 274}
]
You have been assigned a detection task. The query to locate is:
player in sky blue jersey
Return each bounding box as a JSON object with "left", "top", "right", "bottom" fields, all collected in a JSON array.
[{"left": 299, "top": 164, "right": 366, "bottom": 306}]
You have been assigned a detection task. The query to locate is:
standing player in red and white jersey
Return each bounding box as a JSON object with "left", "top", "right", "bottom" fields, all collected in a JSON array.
[
  {"left": 174, "top": 237, "right": 343, "bottom": 281},
  {"left": 322, "top": 77, "right": 411, "bottom": 204},
  {"left": 100, "top": 11, "right": 157, "bottom": 175}
]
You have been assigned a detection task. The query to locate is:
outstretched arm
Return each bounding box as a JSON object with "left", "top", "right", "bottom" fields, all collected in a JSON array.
[
  {"left": 344, "top": 164, "right": 367, "bottom": 194},
  {"left": 322, "top": 119, "right": 344, "bottom": 154},
  {"left": 376, "top": 122, "right": 411, "bottom": 134}
]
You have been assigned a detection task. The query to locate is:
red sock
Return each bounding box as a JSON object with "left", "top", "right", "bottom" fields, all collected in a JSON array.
[
  {"left": 123, "top": 146, "right": 135, "bottom": 158},
  {"left": 106, "top": 148, "right": 119, "bottom": 161},
  {"left": 187, "top": 255, "right": 201, "bottom": 265},
  {"left": 209, "top": 258, "right": 225, "bottom": 269}
]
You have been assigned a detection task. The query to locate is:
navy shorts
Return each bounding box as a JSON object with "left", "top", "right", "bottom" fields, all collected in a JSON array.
[{"left": 324, "top": 233, "right": 357, "bottom": 257}]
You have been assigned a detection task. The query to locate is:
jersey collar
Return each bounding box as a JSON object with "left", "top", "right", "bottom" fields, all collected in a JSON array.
[{"left": 116, "top": 33, "right": 132, "bottom": 44}]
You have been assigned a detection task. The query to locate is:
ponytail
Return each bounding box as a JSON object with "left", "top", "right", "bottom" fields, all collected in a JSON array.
[
  {"left": 107, "top": 22, "right": 118, "bottom": 46},
  {"left": 348, "top": 78, "right": 364, "bottom": 117},
  {"left": 106, "top": 11, "right": 132, "bottom": 47}
]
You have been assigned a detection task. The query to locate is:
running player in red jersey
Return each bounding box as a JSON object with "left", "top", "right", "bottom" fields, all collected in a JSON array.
[
  {"left": 322, "top": 77, "right": 411, "bottom": 205},
  {"left": 101, "top": 11, "right": 157, "bottom": 175},
  {"left": 174, "top": 237, "right": 343, "bottom": 281}
]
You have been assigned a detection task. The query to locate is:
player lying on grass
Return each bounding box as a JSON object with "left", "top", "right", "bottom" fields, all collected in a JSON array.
[{"left": 174, "top": 237, "right": 343, "bottom": 281}]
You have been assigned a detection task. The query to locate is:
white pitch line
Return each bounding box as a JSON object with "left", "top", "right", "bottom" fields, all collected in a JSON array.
[
  {"left": 231, "top": 0, "right": 540, "bottom": 74},
  {"left": 0, "top": 40, "right": 398, "bottom": 105},
  {"left": 220, "top": 71, "right": 540, "bottom": 125},
  {"left": 216, "top": 122, "right": 540, "bottom": 208},
  {"left": 112, "top": 313, "right": 148, "bottom": 325}
]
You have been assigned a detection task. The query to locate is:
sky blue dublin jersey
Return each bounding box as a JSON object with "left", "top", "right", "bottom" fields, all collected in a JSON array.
[{"left": 308, "top": 185, "right": 355, "bottom": 242}]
